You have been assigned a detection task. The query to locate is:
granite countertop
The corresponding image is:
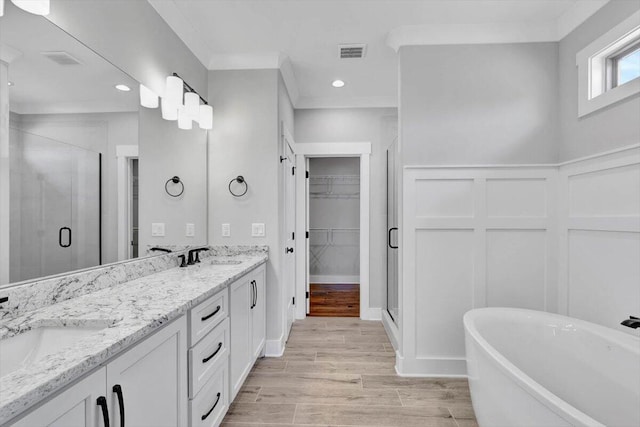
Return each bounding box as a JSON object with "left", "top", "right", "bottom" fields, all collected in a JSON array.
[{"left": 0, "top": 253, "right": 267, "bottom": 424}]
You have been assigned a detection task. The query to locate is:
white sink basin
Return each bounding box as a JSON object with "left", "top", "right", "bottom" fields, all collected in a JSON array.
[{"left": 0, "top": 325, "right": 106, "bottom": 378}]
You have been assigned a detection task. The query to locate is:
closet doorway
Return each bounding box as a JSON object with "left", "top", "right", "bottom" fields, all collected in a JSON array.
[{"left": 308, "top": 158, "right": 360, "bottom": 317}]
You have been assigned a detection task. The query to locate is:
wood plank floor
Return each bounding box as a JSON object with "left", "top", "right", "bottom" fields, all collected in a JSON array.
[
  {"left": 222, "top": 317, "right": 477, "bottom": 427},
  {"left": 309, "top": 284, "right": 360, "bottom": 317}
]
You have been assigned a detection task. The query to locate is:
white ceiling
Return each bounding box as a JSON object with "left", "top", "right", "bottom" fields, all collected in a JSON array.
[
  {"left": 150, "top": 0, "right": 609, "bottom": 109},
  {"left": 1, "top": 1, "right": 139, "bottom": 115}
]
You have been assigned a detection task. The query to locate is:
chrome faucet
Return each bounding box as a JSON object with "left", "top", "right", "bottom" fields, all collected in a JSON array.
[{"left": 621, "top": 316, "right": 640, "bottom": 329}]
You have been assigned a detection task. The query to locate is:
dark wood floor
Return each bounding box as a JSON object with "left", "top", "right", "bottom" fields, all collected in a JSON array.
[{"left": 309, "top": 283, "right": 360, "bottom": 317}]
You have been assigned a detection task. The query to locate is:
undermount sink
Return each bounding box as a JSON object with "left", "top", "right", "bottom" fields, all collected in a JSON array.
[{"left": 0, "top": 324, "right": 107, "bottom": 378}]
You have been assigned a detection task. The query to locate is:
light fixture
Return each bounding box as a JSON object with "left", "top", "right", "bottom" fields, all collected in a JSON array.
[
  {"left": 7, "top": 81, "right": 13, "bottom": 86},
  {"left": 177, "top": 107, "right": 193, "bottom": 130},
  {"left": 0, "top": 0, "right": 4, "bottom": 17},
  {"left": 199, "top": 104, "right": 213, "bottom": 130},
  {"left": 165, "top": 75, "right": 184, "bottom": 107},
  {"left": 140, "top": 84, "right": 159, "bottom": 108},
  {"left": 184, "top": 92, "right": 200, "bottom": 118},
  {"left": 332, "top": 79, "right": 345, "bottom": 88},
  {"left": 161, "top": 97, "right": 178, "bottom": 121},
  {"left": 115, "top": 84, "right": 131, "bottom": 92},
  {"left": 11, "top": 0, "right": 50, "bottom": 16}
]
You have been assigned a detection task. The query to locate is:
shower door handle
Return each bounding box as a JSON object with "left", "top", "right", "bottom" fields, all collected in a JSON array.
[
  {"left": 388, "top": 227, "right": 398, "bottom": 249},
  {"left": 59, "top": 227, "right": 72, "bottom": 248}
]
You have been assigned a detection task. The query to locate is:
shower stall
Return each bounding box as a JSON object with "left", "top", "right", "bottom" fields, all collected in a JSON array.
[{"left": 9, "top": 127, "right": 101, "bottom": 283}]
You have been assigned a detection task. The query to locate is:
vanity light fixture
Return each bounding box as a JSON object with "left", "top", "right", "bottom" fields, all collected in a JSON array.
[
  {"left": 115, "top": 84, "right": 131, "bottom": 92},
  {"left": 140, "top": 84, "right": 159, "bottom": 108},
  {"left": 199, "top": 104, "right": 213, "bottom": 130},
  {"left": 332, "top": 79, "right": 345, "bottom": 88},
  {"left": 11, "top": 0, "right": 50, "bottom": 16},
  {"left": 177, "top": 106, "right": 193, "bottom": 130},
  {"left": 165, "top": 75, "right": 184, "bottom": 107},
  {"left": 0, "top": 0, "right": 4, "bottom": 17},
  {"left": 184, "top": 92, "right": 200, "bottom": 118},
  {"left": 161, "top": 97, "right": 178, "bottom": 121},
  {"left": 162, "top": 72, "right": 213, "bottom": 131}
]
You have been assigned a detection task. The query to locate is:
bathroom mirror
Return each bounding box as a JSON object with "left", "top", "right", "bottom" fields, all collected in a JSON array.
[{"left": 0, "top": 2, "right": 208, "bottom": 287}]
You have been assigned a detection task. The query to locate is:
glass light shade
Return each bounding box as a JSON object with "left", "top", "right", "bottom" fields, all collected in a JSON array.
[
  {"left": 165, "top": 75, "right": 184, "bottom": 107},
  {"left": 0, "top": 0, "right": 5, "bottom": 17},
  {"left": 161, "top": 97, "right": 178, "bottom": 121},
  {"left": 178, "top": 107, "right": 193, "bottom": 130},
  {"left": 199, "top": 105, "right": 213, "bottom": 130},
  {"left": 184, "top": 92, "right": 200, "bottom": 118},
  {"left": 140, "top": 84, "right": 159, "bottom": 108},
  {"left": 11, "top": 0, "right": 49, "bottom": 15}
]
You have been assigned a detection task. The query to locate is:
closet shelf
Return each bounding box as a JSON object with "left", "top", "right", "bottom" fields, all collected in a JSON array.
[{"left": 309, "top": 175, "right": 360, "bottom": 198}]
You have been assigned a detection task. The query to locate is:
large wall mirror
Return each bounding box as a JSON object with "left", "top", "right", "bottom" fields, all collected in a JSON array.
[{"left": 0, "top": 2, "right": 208, "bottom": 287}]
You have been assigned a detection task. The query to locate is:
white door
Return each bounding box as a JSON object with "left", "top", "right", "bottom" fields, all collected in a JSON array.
[
  {"left": 282, "top": 128, "right": 296, "bottom": 339},
  {"left": 305, "top": 157, "right": 311, "bottom": 315},
  {"left": 106, "top": 316, "right": 188, "bottom": 427}
]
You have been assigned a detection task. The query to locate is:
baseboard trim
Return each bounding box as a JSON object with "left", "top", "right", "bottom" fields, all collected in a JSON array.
[
  {"left": 381, "top": 310, "right": 400, "bottom": 350},
  {"left": 361, "top": 307, "right": 382, "bottom": 321},
  {"left": 264, "top": 334, "right": 285, "bottom": 357},
  {"left": 396, "top": 355, "right": 467, "bottom": 377}
]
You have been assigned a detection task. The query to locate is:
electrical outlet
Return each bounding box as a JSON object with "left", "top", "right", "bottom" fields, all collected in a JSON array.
[
  {"left": 185, "top": 223, "right": 195, "bottom": 237},
  {"left": 252, "top": 223, "right": 265, "bottom": 237},
  {"left": 222, "top": 223, "right": 231, "bottom": 237},
  {"left": 151, "top": 223, "right": 165, "bottom": 237}
]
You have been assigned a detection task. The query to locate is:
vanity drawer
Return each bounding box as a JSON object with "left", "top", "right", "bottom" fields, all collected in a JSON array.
[
  {"left": 189, "top": 317, "right": 229, "bottom": 397},
  {"left": 190, "top": 362, "right": 228, "bottom": 427},
  {"left": 190, "top": 288, "right": 228, "bottom": 345}
]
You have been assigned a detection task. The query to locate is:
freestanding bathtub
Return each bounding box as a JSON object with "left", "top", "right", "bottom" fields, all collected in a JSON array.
[{"left": 464, "top": 308, "right": 640, "bottom": 427}]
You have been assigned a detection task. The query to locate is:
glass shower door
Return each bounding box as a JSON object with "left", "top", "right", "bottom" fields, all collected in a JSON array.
[{"left": 386, "top": 139, "right": 399, "bottom": 323}]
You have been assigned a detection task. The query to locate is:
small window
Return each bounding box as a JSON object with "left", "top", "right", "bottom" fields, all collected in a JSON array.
[
  {"left": 576, "top": 10, "right": 640, "bottom": 117},
  {"left": 609, "top": 41, "right": 640, "bottom": 88}
]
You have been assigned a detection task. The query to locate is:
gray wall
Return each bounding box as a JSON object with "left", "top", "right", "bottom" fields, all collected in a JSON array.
[
  {"left": 138, "top": 107, "right": 208, "bottom": 251},
  {"left": 399, "top": 43, "right": 559, "bottom": 165},
  {"left": 559, "top": 0, "right": 640, "bottom": 161},
  {"left": 208, "top": 69, "right": 287, "bottom": 346},
  {"left": 46, "top": 0, "right": 207, "bottom": 97},
  {"left": 295, "top": 108, "right": 398, "bottom": 310}
]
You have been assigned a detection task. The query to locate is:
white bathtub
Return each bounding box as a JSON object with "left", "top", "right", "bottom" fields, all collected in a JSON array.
[{"left": 464, "top": 308, "right": 640, "bottom": 427}]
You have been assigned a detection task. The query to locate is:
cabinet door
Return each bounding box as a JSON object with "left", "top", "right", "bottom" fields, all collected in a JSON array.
[
  {"left": 10, "top": 368, "right": 106, "bottom": 427},
  {"left": 106, "top": 316, "right": 188, "bottom": 427},
  {"left": 229, "top": 277, "right": 252, "bottom": 401},
  {"left": 251, "top": 266, "right": 266, "bottom": 359}
]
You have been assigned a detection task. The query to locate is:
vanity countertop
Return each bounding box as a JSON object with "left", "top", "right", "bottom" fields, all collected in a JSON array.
[{"left": 0, "top": 253, "right": 267, "bottom": 424}]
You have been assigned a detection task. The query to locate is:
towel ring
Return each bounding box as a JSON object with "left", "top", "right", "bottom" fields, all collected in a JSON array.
[
  {"left": 229, "top": 175, "right": 248, "bottom": 197},
  {"left": 165, "top": 176, "right": 184, "bottom": 197}
]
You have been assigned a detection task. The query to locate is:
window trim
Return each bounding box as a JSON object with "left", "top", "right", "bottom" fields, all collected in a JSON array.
[
  {"left": 608, "top": 40, "right": 640, "bottom": 89},
  {"left": 577, "top": 10, "right": 640, "bottom": 117}
]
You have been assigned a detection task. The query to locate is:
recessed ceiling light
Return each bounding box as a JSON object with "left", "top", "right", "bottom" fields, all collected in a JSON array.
[
  {"left": 332, "top": 80, "right": 345, "bottom": 88},
  {"left": 115, "top": 84, "right": 131, "bottom": 92}
]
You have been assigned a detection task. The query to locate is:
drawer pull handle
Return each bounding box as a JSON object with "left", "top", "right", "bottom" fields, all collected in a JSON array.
[
  {"left": 201, "top": 305, "right": 221, "bottom": 321},
  {"left": 112, "top": 384, "right": 125, "bottom": 427},
  {"left": 202, "top": 342, "right": 223, "bottom": 363},
  {"left": 201, "top": 392, "right": 221, "bottom": 421},
  {"left": 97, "top": 396, "right": 110, "bottom": 427}
]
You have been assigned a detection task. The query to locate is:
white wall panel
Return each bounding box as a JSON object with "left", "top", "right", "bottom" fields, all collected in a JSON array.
[
  {"left": 486, "top": 179, "right": 547, "bottom": 218},
  {"left": 415, "top": 230, "right": 474, "bottom": 358},
  {"left": 568, "top": 230, "right": 640, "bottom": 330},
  {"left": 568, "top": 164, "right": 640, "bottom": 217},
  {"left": 415, "top": 179, "right": 474, "bottom": 217},
  {"left": 486, "top": 230, "right": 547, "bottom": 310}
]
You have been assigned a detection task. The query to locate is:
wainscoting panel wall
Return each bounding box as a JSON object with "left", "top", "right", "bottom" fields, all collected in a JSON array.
[
  {"left": 558, "top": 146, "right": 640, "bottom": 333},
  {"left": 400, "top": 167, "right": 557, "bottom": 376}
]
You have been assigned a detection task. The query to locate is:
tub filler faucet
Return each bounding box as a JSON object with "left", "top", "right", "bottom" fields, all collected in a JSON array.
[{"left": 621, "top": 316, "right": 640, "bottom": 329}]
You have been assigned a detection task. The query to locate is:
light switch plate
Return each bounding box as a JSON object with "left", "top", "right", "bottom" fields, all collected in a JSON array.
[
  {"left": 185, "top": 223, "right": 195, "bottom": 237},
  {"left": 251, "top": 223, "right": 265, "bottom": 237},
  {"left": 222, "top": 223, "right": 231, "bottom": 237},
  {"left": 151, "top": 223, "right": 165, "bottom": 237}
]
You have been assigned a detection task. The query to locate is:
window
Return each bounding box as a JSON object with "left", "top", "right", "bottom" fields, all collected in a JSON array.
[
  {"left": 577, "top": 10, "right": 640, "bottom": 117},
  {"left": 609, "top": 42, "right": 640, "bottom": 88}
]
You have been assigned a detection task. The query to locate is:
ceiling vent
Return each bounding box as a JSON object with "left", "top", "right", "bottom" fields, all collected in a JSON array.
[
  {"left": 41, "top": 51, "right": 82, "bottom": 66},
  {"left": 339, "top": 44, "right": 367, "bottom": 59}
]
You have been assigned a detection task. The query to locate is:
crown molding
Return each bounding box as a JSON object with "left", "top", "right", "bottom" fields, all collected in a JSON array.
[{"left": 556, "top": 0, "right": 610, "bottom": 40}]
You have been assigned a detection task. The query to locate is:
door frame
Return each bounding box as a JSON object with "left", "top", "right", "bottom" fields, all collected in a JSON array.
[
  {"left": 281, "top": 125, "right": 297, "bottom": 343},
  {"left": 116, "top": 145, "right": 139, "bottom": 261},
  {"left": 294, "top": 142, "right": 373, "bottom": 320}
]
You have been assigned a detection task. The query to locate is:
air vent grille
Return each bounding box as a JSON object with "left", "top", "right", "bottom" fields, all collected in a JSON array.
[
  {"left": 41, "top": 51, "right": 82, "bottom": 66},
  {"left": 339, "top": 44, "right": 367, "bottom": 59}
]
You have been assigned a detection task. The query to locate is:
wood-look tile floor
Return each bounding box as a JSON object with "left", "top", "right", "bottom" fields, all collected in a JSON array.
[{"left": 222, "top": 317, "right": 478, "bottom": 427}]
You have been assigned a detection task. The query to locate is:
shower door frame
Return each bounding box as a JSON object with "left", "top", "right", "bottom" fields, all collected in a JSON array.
[{"left": 294, "top": 142, "right": 373, "bottom": 320}]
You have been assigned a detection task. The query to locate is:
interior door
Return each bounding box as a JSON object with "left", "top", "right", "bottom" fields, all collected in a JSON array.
[
  {"left": 282, "top": 129, "right": 296, "bottom": 338},
  {"left": 305, "top": 157, "right": 311, "bottom": 315},
  {"left": 386, "top": 139, "right": 399, "bottom": 323}
]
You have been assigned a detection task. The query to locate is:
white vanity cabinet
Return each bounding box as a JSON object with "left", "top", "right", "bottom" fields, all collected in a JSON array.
[
  {"left": 8, "top": 316, "right": 188, "bottom": 427},
  {"left": 230, "top": 265, "right": 266, "bottom": 401}
]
